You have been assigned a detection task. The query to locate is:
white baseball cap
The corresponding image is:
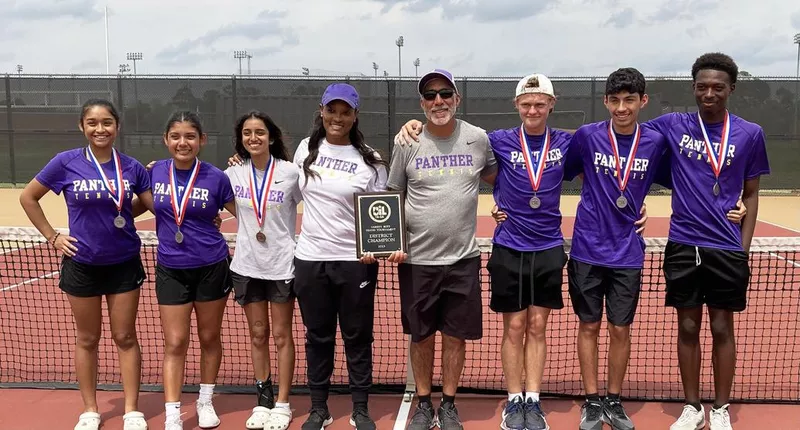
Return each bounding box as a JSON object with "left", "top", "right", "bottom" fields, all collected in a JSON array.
[{"left": 515, "top": 73, "right": 555, "bottom": 98}]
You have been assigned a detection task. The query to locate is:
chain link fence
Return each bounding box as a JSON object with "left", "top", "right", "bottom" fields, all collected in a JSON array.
[{"left": 1, "top": 74, "right": 798, "bottom": 193}]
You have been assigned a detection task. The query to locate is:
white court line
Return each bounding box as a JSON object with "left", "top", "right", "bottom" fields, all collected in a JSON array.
[
  {"left": 393, "top": 392, "right": 414, "bottom": 430},
  {"left": 768, "top": 252, "right": 800, "bottom": 269},
  {"left": 1, "top": 270, "right": 59, "bottom": 292},
  {"left": 759, "top": 219, "right": 800, "bottom": 234}
]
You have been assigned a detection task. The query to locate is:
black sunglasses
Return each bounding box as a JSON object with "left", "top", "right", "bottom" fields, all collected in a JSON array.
[{"left": 422, "top": 88, "right": 455, "bottom": 101}]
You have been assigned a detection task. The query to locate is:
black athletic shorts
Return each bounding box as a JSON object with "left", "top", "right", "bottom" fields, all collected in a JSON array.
[
  {"left": 663, "top": 241, "right": 750, "bottom": 312},
  {"left": 230, "top": 271, "right": 295, "bottom": 306},
  {"left": 567, "top": 259, "right": 641, "bottom": 326},
  {"left": 398, "top": 256, "right": 482, "bottom": 342},
  {"left": 155, "top": 257, "right": 232, "bottom": 305},
  {"left": 59, "top": 255, "right": 145, "bottom": 297},
  {"left": 487, "top": 244, "right": 567, "bottom": 313}
]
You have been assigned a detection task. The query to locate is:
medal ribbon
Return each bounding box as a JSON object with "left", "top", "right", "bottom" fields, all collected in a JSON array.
[
  {"left": 169, "top": 159, "right": 201, "bottom": 228},
  {"left": 86, "top": 147, "right": 124, "bottom": 212},
  {"left": 606, "top": 122, "right": 642, "bottom": 193},
  {"left": 248, "top": 157, "right": 275, "bottom": 229},
  {"left": 518, "top": 126, "right": 551, "bottom": 194},
  {"left": 697, "top": 111, "right": 731, "bottom": 181}
]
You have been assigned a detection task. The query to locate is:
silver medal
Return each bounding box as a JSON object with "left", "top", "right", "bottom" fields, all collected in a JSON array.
[
  {"left": 529, "top": 196, "right": 541, "bottom": 209},
  {"left": 113, "top": 215, "right": 126, "bottom": 228},
  {"left": 175, "top": 230, "right": 184, "bottom": 244},
  {"left": 713, "top": 182, "right": 720, "bottom": 196},
  {"left": 616, "top": 195, "right": 628, "bottom": 209}
]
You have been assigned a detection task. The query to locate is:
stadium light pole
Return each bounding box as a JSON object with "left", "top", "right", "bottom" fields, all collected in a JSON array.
[
  {"left": 794, "top": 33, "right": 800, "bottom": 135},
  {"left": 246, "top": 52, "right": 253, "bottom": 75},
  {"left": 414, "top": 58, "right": 420, "bottom": 77},
  {"left": 234, "top": 51, "right": 248, "bottom": 75},
  {"left": 395, "top": 36, "right": 404, "bottom": 77},
  {"left": 126, "top": 52, "right": 143, "bottom": 131},
  {"left": 15, "top": 65, "right": 22, "bottom": 91},
  {"left": 372, "top": 62, "right": 379, "bottom": 77},
  {"left": 126, "top": 52, "right": 142, "bottom": 75}
]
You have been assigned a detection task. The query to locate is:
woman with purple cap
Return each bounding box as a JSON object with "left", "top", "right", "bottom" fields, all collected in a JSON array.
[
  {"left": 292, "top": 83, "right": 388, "bottom": 430},
  {"left": 134, "top": 111, "right": 237, "bottom": 430},
  {"left": 19, "top": 99, "right": 151, "bottom": 430}
]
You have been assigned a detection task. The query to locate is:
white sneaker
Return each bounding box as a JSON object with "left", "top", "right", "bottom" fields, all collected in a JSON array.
[
  {"left": 264, "top": 407, "right": 292, "bottom": 430},
  {"left": 197, "top": 401, "right": 221, "bottom": 429},
  {"left": 165, "top": 415, "right": 183, "bottom": 430},
  {"left": 670, "top": 404, "right": 706, "bottom": 430},
  {"left": 246, "top": 406, "right": 271, "bottom": 429},
  {"left": 709, "top": 404, "right": 733, "bottom": 430}
]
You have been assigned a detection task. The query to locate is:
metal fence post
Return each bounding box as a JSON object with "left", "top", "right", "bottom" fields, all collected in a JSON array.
[
  {"left": 5, "top": 75, "right": 16, "bottom": 185},
  {"left": 461, "top": 77, "right": 468, "bottom": 123},
  {"left": 590, "top": 78, "right": 597, "bottom": 123},
  {"left": 387, "top": 78, "right": 396, "bottom": 158},
  {"left": 116, "top": 76, "right": 125, "bottom": 152}
]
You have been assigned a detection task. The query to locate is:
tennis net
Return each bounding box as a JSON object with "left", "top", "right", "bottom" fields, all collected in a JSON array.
[{"left": 1, "top": 226, "right": 798, "bottom": 403}]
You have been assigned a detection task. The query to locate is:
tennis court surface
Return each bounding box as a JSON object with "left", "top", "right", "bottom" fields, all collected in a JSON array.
[{"left": 1, "top": 215, "right": 798, "bottom": 429}]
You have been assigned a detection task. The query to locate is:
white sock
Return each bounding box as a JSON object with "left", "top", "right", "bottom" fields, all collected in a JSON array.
[
  {"left": 165, "top": 402, "right": 181, "bottom": 420},
  {"left": 199, "top": 384, "right": 215, "bottom": 404},
  {"left": 526, "top": 392, "right": 540, "bottom": 402},
  {"left": 508, "top": 392, "right": 523, "bottom": 402},
  {"left": 275, "top": 402, "right": 290, "bottom": 410}
]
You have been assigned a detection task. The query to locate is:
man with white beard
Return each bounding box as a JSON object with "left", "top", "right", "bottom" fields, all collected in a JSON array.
[{"left": 386, "top": 69, "right": 497, "bottom": 430}]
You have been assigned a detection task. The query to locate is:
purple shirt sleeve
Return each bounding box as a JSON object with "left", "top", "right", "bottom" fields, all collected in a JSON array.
[
  {"left": 563, "top": 128, "right": 584, "bottom": 181},
  {"left": 133, "top": 161, "right": 151, "bottom": 194},
  {"left": 746, "top": 127, "right": 770, "bottom": 179},
  {"left": 217, "top": 171, "right": 235, "bottom": 210},
  {"left": 35, "top": 153, "right": 68, "bottom": 194}
]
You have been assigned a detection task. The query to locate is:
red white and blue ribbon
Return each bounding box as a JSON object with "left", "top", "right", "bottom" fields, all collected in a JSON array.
[
  {"left": 169, "top": 159, "right": 201, "bottom": 228},
  {"left": 518, "top": 126, "right": 551, "bottom": 194},
  {"left": 248, "top": 156, "right": 275, "bottom": 230},
  {"left": 86, "top": 146, "right": 124, "bottom": 213},
  {"left": 606, "top": 121, "right": 642, "bottom": 193},
  {"left": 697, "top": 111, "right": 731, "bottom": 181}
]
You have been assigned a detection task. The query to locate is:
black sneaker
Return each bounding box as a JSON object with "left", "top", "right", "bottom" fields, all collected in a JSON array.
[
  {"left": 524, "top": 398, "right": 549, "bottom": 430},
  {"left": 256, "top": 377, "right": 275, "bottom": 409},
  {"left": 302, "top": 408, "right": 333, "bottom": 430},
  {"left": 406, "top": 402, "right": 436, "bottom": 430},
  {"left": 580, "top": 400, "right": 604, "bottom": 430},
  {"left": 602, "top": 397, "right": 635, "bottom": 430},
  {"left": 500, "top": 396, "right": 526, "bottom": 430},
  {"left": 349, "top": 406, "right": 376, "bottom": 430},
  {"left": 437, "top": 402, "right": 463, "bottom": 430}
]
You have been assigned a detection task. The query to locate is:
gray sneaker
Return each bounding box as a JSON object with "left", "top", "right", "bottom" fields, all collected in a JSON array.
[
  {"left": 437, "top": 402, "right": 463, "bottom": 430},
  {"left": 500, "top": 396, "right": 525, "bottom": 430},
  {"left": 524, "top": 398, "right": 549, "bottom": 430},
  {"left": 406, "top": 402, "right": 435, "bottom": 430},
  {"left": 580, "top": 400, "right": 604, "bottom": 430},
  {"left": 603, "top": 397, "right": 635, "bottom": 430}
]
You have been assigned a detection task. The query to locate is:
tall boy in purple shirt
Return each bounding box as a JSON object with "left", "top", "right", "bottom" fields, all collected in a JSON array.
[{"left": 649, "top": 53, "right": 769, "bottom": 430}]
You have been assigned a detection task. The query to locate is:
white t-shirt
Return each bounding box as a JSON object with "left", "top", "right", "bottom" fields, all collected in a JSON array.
[
  {"left": 225, "top": 157, "right": 301, "bottom": 280},
  {"left": 293, "top": 137, "right": 388, "bottom": 261}
]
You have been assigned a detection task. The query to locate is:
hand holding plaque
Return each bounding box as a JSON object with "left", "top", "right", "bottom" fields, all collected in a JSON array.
[{"left": 354, "top": 191, "right": 408, "bottom": 259}]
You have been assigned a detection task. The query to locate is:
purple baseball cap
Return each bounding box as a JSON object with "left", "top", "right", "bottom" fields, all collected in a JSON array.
[
  {"left": 417, "top": 68, "right": 459, "bottom": 96},
  {"left": 321, "top": 83, "right": 360, "bottom": 109}
]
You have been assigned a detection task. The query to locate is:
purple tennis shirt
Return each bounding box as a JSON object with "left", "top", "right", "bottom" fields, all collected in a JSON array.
[
  {"left": 149, "top": 159, "right": 234, "bottom": 268},
  {"left": 35, "top": 148, "right": 150, "bottom": 265},
  {"left": 648, "top": 112, "right": 770, "bottom": 251},
  {"left": 489, "top": 126, "right": 573, "bottom": 251}
]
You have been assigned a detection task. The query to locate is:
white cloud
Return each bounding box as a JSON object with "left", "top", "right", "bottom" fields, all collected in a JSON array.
[{"left": 0, "top": 0, "right": 797, "bottom": 77}]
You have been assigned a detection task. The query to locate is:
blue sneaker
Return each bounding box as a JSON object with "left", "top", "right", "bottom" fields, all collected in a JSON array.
[
  {"left": 524, "top": 398, "right": 549, "bottom": 430},
  {"left": 500, "top": 396, "right": 525, "bottom": 430}
]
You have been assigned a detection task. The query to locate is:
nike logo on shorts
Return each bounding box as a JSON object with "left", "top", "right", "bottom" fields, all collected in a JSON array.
[
  {"left": 466, "top": 140, "right": 476, "bottom": 145},
  {"left": 275, "top": 180, "right": 284, "bottom": 184},
  {"left": 359, "top": 280, "right": 370, "bottom": 289}
]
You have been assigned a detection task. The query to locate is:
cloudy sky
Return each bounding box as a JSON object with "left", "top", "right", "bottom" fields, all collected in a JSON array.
[{"left": 1, "top": 0, "right": 799, "bottom": 78}]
